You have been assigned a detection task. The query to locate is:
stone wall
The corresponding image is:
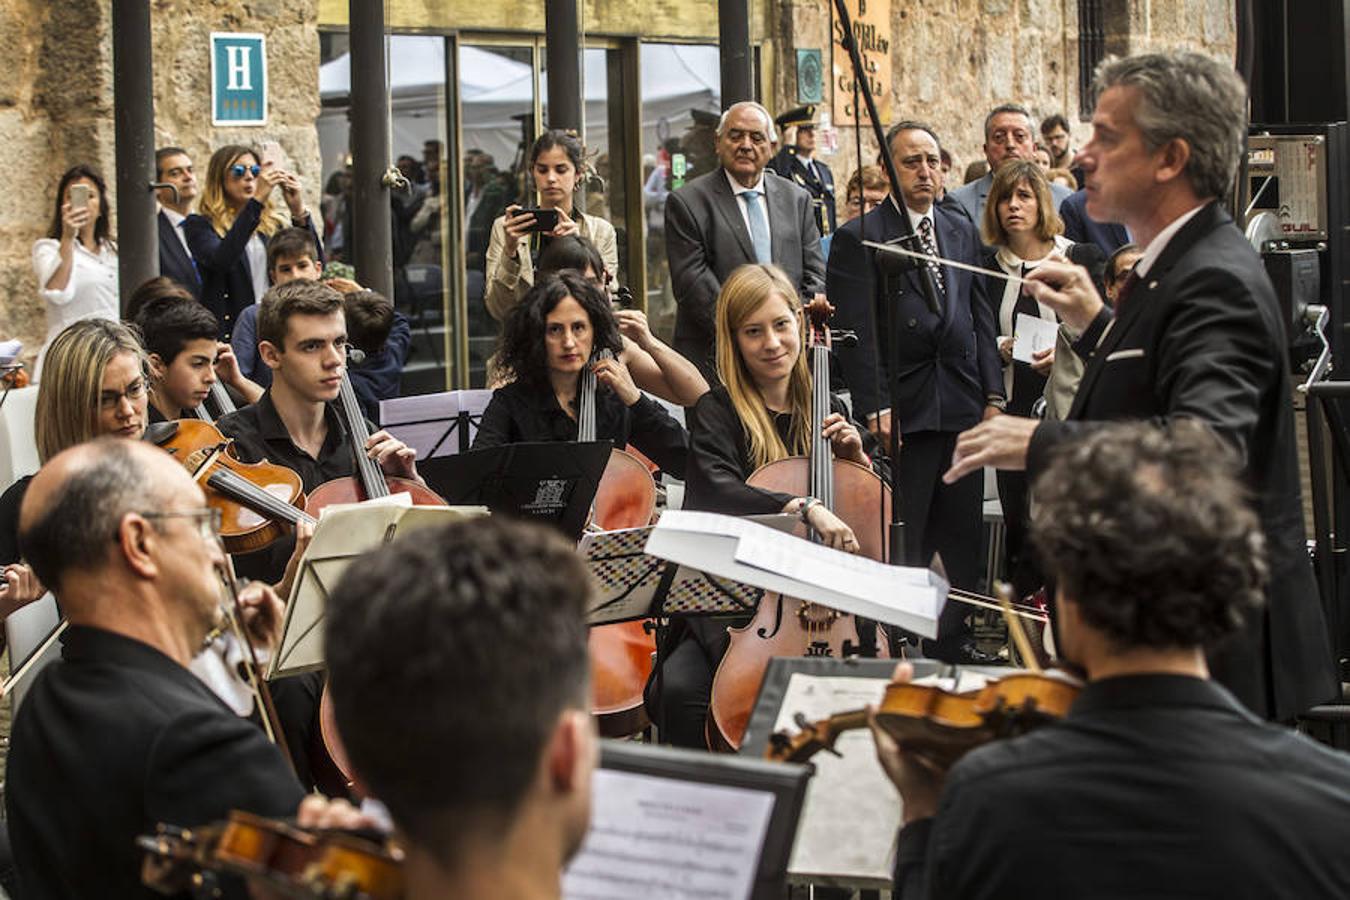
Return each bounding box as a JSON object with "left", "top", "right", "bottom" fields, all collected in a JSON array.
[
  {"left": 0, "top": 0, "right": 321, "bottom": 371},
  {"left": 772, "top": 0, "right": 1237, "bottom": 201}
]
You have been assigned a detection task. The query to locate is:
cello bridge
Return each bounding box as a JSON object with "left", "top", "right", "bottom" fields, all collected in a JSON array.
[{"left": 796, "top": 602, "right": 842, "bottom": 634}]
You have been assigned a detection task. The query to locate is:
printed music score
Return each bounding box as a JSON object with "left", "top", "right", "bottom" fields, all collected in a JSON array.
[{"left": 562, "top": 770, "right": 774, "bottom": 900}]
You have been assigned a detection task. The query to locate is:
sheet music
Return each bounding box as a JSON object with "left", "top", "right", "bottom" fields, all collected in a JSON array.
[
  {"left": 1012, "top": 313, "right": 1058, "bottom": 363},
  {"left": 563, "top": 770, "right": 774, "bottom": 900}
]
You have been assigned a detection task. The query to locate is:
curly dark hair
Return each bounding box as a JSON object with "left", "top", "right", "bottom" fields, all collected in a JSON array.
[
  {"left": 324, "top": 516, "right": 590, "bottom": 859},
  {"left": 1030, "top": 420, "right": 1267, "bottom": 651},
  {"left": 494, "top": 271, "right": 622, "bottom": 389}
]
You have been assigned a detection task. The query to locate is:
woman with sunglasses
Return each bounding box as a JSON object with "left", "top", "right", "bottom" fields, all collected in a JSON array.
[
  {"left": 184, "top": 144, "right": 320, "bottom": 342},
  {"left": 31, "top": 165, "right": 119, "bottom": 381}
]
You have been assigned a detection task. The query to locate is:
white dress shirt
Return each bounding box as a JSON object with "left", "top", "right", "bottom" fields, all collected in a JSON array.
[
  {"left": 1135, "top": 203, "right": 1206, "bottom": 278},
  {"left": 31, "top": 237, "right": 119, "bottom": 381},
  {"left": 159, "top": 204, "right": 193, "bottom": 257},
  {"left": 724, "top": 168, "right": 772, "bottom": 245}
]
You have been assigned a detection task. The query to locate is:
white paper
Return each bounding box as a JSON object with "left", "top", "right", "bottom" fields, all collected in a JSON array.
[
  {"left": 378, "top": 389, "right": 494, "bottom": 458},
  {"left": 771, "top": 673, "right": 896, "bottom": 886},
  {"left": 1012, "top": 313, "right": 1058, "bottom": 363},
  {"left": 563, "top": 769, "right": 775, "bottom": 900}
]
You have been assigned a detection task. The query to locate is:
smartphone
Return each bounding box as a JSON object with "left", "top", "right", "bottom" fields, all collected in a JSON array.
[
  {"left": 517, "top": 207, "right": 560, "bottom": 233},
  {"left": 258, "top": 140, "right": 284, "bottom": 169},
  {"left": 69, "top": 182, "right": 91, "bottom": 210}
]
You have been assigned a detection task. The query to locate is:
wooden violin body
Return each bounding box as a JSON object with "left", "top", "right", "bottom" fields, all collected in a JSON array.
[
  {"left": 138, "top": 809, "right": 403, "bottom": 899},
  {"left": 766, "top": 671, "right": 1080, "bottom": 768},
  {"left": 159, "top": 419, "right": 309, "bottom": 555}
]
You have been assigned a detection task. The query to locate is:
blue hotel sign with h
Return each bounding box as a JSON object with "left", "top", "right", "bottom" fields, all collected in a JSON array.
[{"left": 211, "top": 33, "right": 268, "bottom": 126}]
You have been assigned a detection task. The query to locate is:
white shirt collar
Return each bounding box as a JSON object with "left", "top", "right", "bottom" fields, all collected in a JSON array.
[
  {"left": 724, "top": 168, "right": 767, "bottom": 196},
  {"left": 888, "top": 195, "right": 935, "bottom": 236},
  {"left": 159, "top": 203, "right": 187, "bottom": 228},
  {"left": 1134, "top": 203, "right": 1206, "bottom": 278}
]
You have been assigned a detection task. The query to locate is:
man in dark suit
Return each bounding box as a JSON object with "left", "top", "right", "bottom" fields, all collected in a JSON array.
[
  {"left": 155, "top": 146, "right": 202, "bottom": 298},
  {"left": 665, "top": 100, "right": 826, "bottom": 382},
  {"left": 827, "top": 121, "right": 1004, "bottom": 659},
  {"left": 946, "top": 51, "right": 1337, "bottom": 721},
  {"left": 884, "top": 421, "right": 1350, "bottom": 898},
  {"left": 947, "top": 104, "right": 1072, "bottom": 225},
  {"left": 1059, "top": 186, "right": 1130, "bottom": 256},
  {"left": 768, "top": 104, "right": 837, "bottom": 238},
  {"left": 6, "top": 438, "right": 364, "bottom": 898}
]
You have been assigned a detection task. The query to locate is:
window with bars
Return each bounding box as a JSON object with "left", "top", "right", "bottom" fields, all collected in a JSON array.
[{"left": 1079, "top": 0, "right": 1105, "bottom": 119}]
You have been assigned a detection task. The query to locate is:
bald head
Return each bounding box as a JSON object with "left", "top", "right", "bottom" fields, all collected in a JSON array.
[{"left": 19, "top": 439, "right": 195, "bottom": 594}]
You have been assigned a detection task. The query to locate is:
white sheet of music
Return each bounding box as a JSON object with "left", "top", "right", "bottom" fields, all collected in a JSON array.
[{"left": 562, "top": 769, "right": 774, "bottom": 899}]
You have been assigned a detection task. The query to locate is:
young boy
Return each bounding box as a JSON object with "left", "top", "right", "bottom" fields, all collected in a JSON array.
[
  {"left": 344, "top": 289, "right": 411, "bottom": 421},
  {"left": 129, "top": 277, "right": 262, "bottom": 421},
  {"left": 231, "top": 228, "right": 362, "bottom": 386}
]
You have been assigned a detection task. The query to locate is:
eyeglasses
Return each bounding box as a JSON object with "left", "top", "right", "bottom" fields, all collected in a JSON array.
[
  {"left": 229, "top": 164, "right": 262, "bottom": 179},
  {"left": 98, "top": 379, "right": 146, "bottom": 411},
  {"left": 139, "top": 508, "right": 222, "bottom": 543}
]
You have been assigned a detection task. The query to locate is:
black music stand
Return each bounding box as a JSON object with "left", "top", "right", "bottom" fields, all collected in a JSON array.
[{"left": 418, "top": 441, "right": 611, "bottom": 541}]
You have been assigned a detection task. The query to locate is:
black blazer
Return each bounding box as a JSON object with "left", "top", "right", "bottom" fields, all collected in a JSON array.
[
  {"left": 665, "top": 168, "right": 826, "bottom": 381},
  {"left": 827, "top": 198, "right": 1003, "bottom": 431},
  {"left": 157, "top": 210, "right": 202, "bottom": 299},
  {"left": 1059, "top": 187, "right": 1131, "bottom": 256},
  {"left": 183, "top": 200, "right": 321, "bottom": 341},
  {"left": 6, "top": 625, "right": 304, "bottom": 898},
  {"left": 1028, "top": 201, "right": 1337, "bottom": 721}
]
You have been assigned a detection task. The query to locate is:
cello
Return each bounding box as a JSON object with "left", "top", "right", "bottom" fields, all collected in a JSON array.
[
  {"left": 578, "top": 349, "right": 661, "bottom": 737},
  {"left": 706, "top": 296, "right": 892, "bottom": 751}
]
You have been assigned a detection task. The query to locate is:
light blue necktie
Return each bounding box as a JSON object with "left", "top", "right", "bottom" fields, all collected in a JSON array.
[{"left": 743, "top": 189, "right": 772, "bottom": 264}]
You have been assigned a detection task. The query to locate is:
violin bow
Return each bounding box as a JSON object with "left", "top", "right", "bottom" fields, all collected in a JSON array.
[{"left": 997, "top": 582, "right": 1042, "bottom": 674}]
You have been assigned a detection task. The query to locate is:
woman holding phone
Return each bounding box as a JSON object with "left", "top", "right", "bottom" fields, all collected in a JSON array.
[
  {"left": 185, "top": 143, "right": 320, "bottom": 341},
  {"left": 31, "top": 165, "right": 119, "bottom": 381},
  {"left": 484, "top": 130, "right": 618, "bottom": 322}
]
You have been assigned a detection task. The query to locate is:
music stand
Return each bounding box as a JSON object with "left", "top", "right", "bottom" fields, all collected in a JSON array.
[
  {"left": 378, "top": 389, "right": 494, "bottom": 457},
  {"left": 419, "top": 441, "right": 611, "bottom": 542},
  {"left": 562, "top": 740, "right": 812, "bottom": 900}
]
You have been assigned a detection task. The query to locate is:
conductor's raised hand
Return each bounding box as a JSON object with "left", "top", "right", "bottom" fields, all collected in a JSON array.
[
  {"left": 870, "top": 661, "right": 948, "bottom": 824},
  {"left": 942, "top": 414, "right": 1039, "bottom": 484},
  {"left": 1023, "top": 259, "right": 1104, "bottom": 332},
  {"left": 366, "top": 429, "right": 420, "bottom": 482},
  {"left": 591, "top": 355, "right": 641, "bottom": 407},
  {"left": 0, "top": 564, "right": 45, "bottom": 619},
  {"left": 822, "top": 412, "right": 869, "bottom": 465}
]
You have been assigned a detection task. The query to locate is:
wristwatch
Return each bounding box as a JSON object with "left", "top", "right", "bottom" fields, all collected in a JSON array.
[{"left": 986, "top": 395, "right": 1008, "bottom": 412}]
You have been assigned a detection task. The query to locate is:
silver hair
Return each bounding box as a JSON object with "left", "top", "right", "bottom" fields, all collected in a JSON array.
[
  {"left": 715, "top": 101, "right": 778, "bottom": 144},
  {"left": 1095, "top": 52, "right": 1247, "bottom": 200},
  {"left": 983, "top": 103, "right": 1035, "bottom": 140}
]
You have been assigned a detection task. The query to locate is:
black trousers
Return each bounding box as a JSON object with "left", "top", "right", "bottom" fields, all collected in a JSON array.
[
  {"left": 644, "top": 617, "right": 738, "bottom": 749},
  {"left": 995, "top": 469, "right": 1044, "bottom": 599},
  {"left": 259, "top": 671, "right": 350, "bottom": 798},
  {"left": 895, "top": 430, "right": 983, "bottom": 654}
]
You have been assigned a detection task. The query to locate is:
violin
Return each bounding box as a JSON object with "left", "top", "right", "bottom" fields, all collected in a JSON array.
[
  {"left": 578, "top": 348, "right": 660, "bottom": 738},
  {"left": 138, "top": 809, "right": 403, "bottom": 899},
  {"left": 707, "top": 295, "right": 892, "bottom": 751},
  {"left": 158, "top": 419, "right": 313, "bottom": 555},
  {"left": 766, "top": 669, "right": 1080, "bottom": 768}
]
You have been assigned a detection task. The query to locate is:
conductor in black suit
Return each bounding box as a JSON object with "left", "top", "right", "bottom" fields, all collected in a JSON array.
[
  {"left": 665, "top": 100, "right": 826, "bottom": 383},
  {"left": 827, "top": 121, "right": 1004, "bottom": 660},
  {"left": 6, "top": 439, "right": 365, "bottom": 898},
  {"left": 946, "top": 51, "right": 1337, "bottom": 721},
  {"left": 155, "top": 146, "right": 202, "bottom": 298}
]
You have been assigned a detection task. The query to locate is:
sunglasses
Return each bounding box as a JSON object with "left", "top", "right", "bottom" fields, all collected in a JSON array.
[{"left": 229, "top": 164, "right": 262, "bottom": 179}]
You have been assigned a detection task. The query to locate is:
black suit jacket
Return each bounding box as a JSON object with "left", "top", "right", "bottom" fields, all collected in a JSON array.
[
  {"left": 1059, "top": 188, "right": 1131, "bottom": 256},
  {"left": 896, "top": 675, "right": 1350, "bottom": 899},
  {"left": 183, "top": 201, "right": 322, "bottom": 341},
  {"left": 665, "top": 168, "right": 826, "bottom": 380},
  {"left": 157, "top": 210, "right": 202, "bottom": 299},
  {"left": 827, "top": 198, "right": 1003, "bottom": 431},
  {"left": 1028, "top": 202, "right": 1337, "bottom": 720},
  {"left": 7, "top": 626, "right": 305, "bottom": 899}
]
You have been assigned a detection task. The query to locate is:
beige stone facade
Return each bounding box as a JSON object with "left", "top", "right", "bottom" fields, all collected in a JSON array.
[
  {"left": 0, "top": 0, "right": 321, "bottom": 370},
  {"left": 0, "top": 0, "right": 1235, "bottom": 370}
]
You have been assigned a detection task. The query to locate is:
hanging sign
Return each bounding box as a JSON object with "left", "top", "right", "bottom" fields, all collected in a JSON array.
[
  {"left": 831, "top": 0, "right": 891, "bottom": 127},
  {"left": 211, "top": 32, "right": 268, "bottom": 126}
]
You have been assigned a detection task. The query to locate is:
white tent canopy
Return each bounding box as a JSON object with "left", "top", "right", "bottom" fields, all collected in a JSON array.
[{"left": 318, "top": 39, "right": 720, "bottom": 179}]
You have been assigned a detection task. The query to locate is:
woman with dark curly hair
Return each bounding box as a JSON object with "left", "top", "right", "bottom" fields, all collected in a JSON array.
[{"left": 472, "top": 271, "right": 687, "bottom": 479}]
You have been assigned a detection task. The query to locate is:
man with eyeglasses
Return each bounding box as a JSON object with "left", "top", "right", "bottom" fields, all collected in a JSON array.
[
  {"left": 947, "top": 104, "right": 1072, "bottom": 227},
  {"left": 665, "top": 100, "right": 826, "bottom": 385},
  {"left": 6, "top": 437, "right": 370, "bottom": 899}
]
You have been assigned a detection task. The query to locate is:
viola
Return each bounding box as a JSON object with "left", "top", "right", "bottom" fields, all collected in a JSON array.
[
  {"left": 578, "top": 348, "right": 660, "bottom": 738},
  {"left": 766, "top": 669, "right": 1080, "bottom": 768},
  {"left": 158, "top": 418, "right": 313, "bottom": 555},
  {"left": 706, "top": 295, "right": 893, "bottom": 752},
  {"left": 138, "top": 808, "right": 403, "bottom": 899}
]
